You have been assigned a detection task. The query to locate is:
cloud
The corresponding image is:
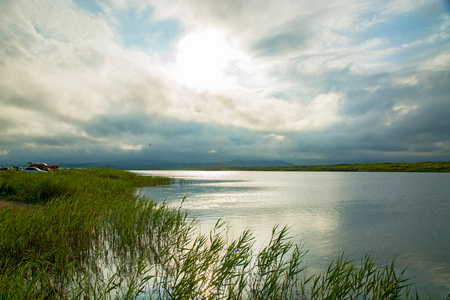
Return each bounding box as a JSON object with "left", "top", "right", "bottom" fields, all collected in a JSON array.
[
  {"left": 264, "top": 134, "right": 286, "bottom": 141},
  {"left": 0, "top": 0, "right": 449, "bottom": 164}
]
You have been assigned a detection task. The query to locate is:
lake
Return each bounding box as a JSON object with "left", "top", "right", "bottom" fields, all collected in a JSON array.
[{"left": 134, "top": 170, "right": 450, "bottom": 298}]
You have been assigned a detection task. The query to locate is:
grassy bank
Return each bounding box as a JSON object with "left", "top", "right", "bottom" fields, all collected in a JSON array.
[
  {"left": 202, "top": 161, "right": 450, "bottom": 172},
  {"left": 0, "top": 169, "right": 438, "bottom": 299}
]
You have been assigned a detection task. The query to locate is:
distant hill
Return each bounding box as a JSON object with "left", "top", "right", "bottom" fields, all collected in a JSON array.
[{"left": 50, "top": 159, "right": 295, "bottom": 170}]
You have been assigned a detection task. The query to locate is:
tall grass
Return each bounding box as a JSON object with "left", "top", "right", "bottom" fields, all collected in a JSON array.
[{"left": 0, "top": 169, "right": 441, "bottom": 299}]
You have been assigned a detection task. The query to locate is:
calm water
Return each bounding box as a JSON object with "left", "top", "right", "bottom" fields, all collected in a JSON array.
[{"left": 134, "top": 171, "right": 450, "bottom": 298}]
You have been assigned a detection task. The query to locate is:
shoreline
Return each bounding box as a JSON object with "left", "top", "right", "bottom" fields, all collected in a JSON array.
[{"left": 196, "top": 161, "right": 450, "bottom": 172}]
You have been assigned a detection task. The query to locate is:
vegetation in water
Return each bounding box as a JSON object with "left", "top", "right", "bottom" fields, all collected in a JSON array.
[
  {"left": 0, "top": 169, "right": 445, "bottom": 299},
  {"left": 201, "top": 161, "right": 450, "bottom": 172}
]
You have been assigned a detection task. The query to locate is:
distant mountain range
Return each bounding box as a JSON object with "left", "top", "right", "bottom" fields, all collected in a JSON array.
[
  {"left": 1, "top": 159, "right": 294, "bottom": 170},
  {"left": 61, "top": 159, "right": 295, "bottom": 170}
]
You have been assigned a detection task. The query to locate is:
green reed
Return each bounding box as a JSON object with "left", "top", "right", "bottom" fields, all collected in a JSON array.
[
  {"left": 302, "top": 253, "right": 421, "bottom": 299},
  {"left": 0, "top": 169, "right": 442, "bottom": 299}
]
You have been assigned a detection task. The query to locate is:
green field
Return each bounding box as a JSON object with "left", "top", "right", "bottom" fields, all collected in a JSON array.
[
  {"left": 0, "top": 169, "right": 440, "bottom": 299},
  {"left": 202, "top": 161, "right": 450, "bottom": 172}
]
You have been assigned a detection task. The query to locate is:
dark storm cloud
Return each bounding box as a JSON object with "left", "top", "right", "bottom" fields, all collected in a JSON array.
[
  {"left": 83, "top": 114, "right": 152, "bottom": 138},
  {"left": 388, "top": 100, "right": 450, "bottom": 143}
]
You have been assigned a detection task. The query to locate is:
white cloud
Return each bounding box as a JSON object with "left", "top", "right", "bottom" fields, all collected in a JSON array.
[
  {"left": 381, "top": 0, "right": 431, "bottom": 16},
  {"left": 420, "top": 53, "right": 450, "bottom": 71},
  {"left": 264, "top": 134, "right": 286, "bottom": 141},
  {"left": 119, "top": 144, "right": 145, "bottom": 151},
  {"left": 365, "top": 85, "right": 382, "bottom": 93},
  {"left": 361, "top": 38, "right": 387, "bottom": 50},
  {"left": 384, "top": 103, "right": 419, "bottom": 126},
  {"left": 393, "top": 104, "right": 419, "bottom": 115},
  {"left": 301, "top": 93, "right": 344, "bottom": 129},
  {"left": 163, "top": 87, "right": 345, "bottom": 132},
  {"left": 398, "top": 76, "right": 418, "bottom": 86}
]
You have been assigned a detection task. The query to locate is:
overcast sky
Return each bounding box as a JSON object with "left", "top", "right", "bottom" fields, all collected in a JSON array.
[{"left": 1, "top": 0, "right": 449, "bottom": 165}]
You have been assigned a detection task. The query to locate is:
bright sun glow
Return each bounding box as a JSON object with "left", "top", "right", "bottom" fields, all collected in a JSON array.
[{"left": 173, "top": 29, "right": 245, "bottom": 91}]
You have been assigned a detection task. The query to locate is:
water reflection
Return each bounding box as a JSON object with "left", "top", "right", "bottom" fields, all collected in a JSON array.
[{"left": 136, "top": 170, "right": 450, "bottom": 298}]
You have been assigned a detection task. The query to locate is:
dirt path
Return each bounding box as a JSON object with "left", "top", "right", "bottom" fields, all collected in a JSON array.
[{"left": 0, "top": 200, "right": 30, "bottom": 210}]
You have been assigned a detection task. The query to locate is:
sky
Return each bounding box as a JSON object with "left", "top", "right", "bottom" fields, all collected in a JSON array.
[{"left": 1, "top": 0, "right": 449, "bottom": 165}]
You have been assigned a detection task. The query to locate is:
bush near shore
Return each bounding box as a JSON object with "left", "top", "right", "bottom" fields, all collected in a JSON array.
[{"left": 0, "top": 169, "right": 440, "bottom": 299}]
